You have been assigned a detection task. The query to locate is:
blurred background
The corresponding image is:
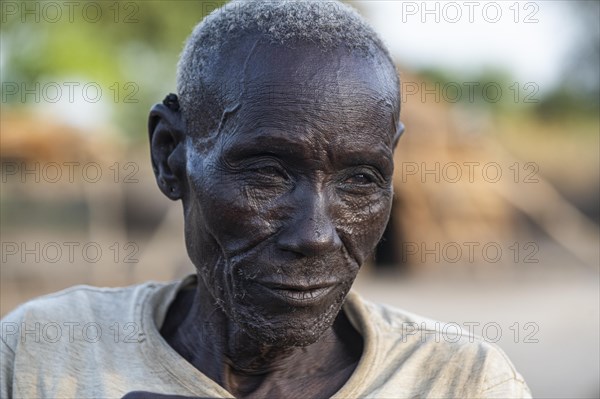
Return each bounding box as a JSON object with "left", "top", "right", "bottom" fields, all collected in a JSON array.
[{"left": 1, "top": 0, "right": 598, "bottom": 397}]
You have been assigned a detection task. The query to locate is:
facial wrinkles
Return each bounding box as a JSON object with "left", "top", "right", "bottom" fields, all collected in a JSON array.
[
  {"left": 241, "top": 45, "right": 346, "bottom": 136},
  {"left": 189, "top": 38, "right": 261, "bottom": 146},
  {"left": 211, "top": 41, "right": 393, "bottom": 157},
  {"left": 218, "top": 168, "right": 359, "bottom": 275},
  {"left": 216, "top": 237, "right": 357, "bottom": 347},
  {"left": 194, "top": 133, "right": 276, "bottom": 250},
  {"left": 210, "top": 122, "right": 391, "bottom": 269},
  {"left": 218, "top": 177, "right": 281, "bottom": 258},
  {"left": 182, "top": 41, "right": 398, "bottom": 351},
  {"left": 207, "top": 37, "right": 263, "bottom": 141},
  {"left": 183, "top": 151, "right": 243, "bottom": 310},
  {"left": 214, "top": 202, "right": 362, "bottom": 328},
  {"left": 194, "top": 147, "right": 390, "bottom": 289},
  {"left": 231, "top": 283, "right": 351, "bottom": 348}
]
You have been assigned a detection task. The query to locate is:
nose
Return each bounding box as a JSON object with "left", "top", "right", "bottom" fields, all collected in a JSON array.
[{"left": 277, "top": 187, "right": 342, "bottom": 257}]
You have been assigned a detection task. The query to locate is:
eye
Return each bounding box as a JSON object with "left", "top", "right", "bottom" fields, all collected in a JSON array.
[
  {"left": 339, "top": 167, "right": 388, "bottom": 195},
  {"left": 247, "top": 160, "right": 289, "bottom": 183},
  {"left": 345, "top": 172, "right": 376, "bottom": 185},
  {"left": 254, "top": 165, "right": 285, "bottom": 178}
]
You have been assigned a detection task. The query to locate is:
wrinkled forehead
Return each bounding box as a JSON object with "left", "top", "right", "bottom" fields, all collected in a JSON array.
[{"left": 203, "top": 36, "right": 399, "bottom": 146}]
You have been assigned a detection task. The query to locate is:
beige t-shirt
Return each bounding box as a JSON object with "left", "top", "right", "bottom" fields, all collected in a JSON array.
[{"left": 1, "top": 275, "right": 531, "bottom": 398}]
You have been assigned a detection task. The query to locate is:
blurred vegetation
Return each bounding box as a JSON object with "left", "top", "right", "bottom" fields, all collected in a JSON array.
[
  {"left": 1, "top": 0, "right": 226, "bottom": 141},
  {"left": 412, "top": 0, "right": 599, "bottom": 125},
  {"left": 1, "top": 0, "right": 598, "bottom": 140},
  {"left": 535, "top": 1, "right": 599, "bottom": 122},
  {"left": 417, "top": 66, "right": 599, "bottom": 125},
  {"left": 417, "top": 67, "right": 520, "bottom": 110}
]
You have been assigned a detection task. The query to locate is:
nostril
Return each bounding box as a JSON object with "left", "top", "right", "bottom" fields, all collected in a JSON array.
[{"left": 277, "top": 218, "right": 342, "bottom": 257}]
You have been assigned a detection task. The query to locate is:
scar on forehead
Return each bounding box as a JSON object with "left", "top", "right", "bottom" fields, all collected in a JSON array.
[{"left": 214, "top": 103, "right": 242, "bottom": 139}]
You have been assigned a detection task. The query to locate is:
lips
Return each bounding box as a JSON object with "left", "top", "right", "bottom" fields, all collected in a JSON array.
[{"left": 255, "top": 280, "right": 337, "bottom": 306}]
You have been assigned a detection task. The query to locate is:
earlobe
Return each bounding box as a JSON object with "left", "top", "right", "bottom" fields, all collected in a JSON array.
[
  {"left": 392, "top": 121, "right": 405, "bottom": 149},
  {"left": 148, "top": 97, "right": 186, "bottom": 201}
]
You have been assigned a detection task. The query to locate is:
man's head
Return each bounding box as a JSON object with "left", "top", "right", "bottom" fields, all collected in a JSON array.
[
  {"left": 149, "top": 0, "right": 403, "bottom": 348},
  {"left": 176, "top": 0, "right": 401, "bottom": 138}
]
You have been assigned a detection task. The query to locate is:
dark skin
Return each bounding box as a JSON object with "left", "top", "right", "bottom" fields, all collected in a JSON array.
[{"left": 138, "top": 35, "right": 403, "bottom": 399}]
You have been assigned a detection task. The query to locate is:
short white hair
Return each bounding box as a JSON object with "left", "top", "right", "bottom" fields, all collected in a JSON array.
[{"left": 176, "top": 0, "right": 399, "bottom": 136}]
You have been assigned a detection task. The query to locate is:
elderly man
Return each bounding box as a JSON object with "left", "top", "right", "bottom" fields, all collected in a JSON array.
[{"left": 1, "top": 1, "right": 531, "bottom": 398}]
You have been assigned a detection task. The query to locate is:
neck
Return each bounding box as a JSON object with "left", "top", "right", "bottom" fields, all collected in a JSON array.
[{"left": 160, "top": 276, "right": 362, "bottom": 397}]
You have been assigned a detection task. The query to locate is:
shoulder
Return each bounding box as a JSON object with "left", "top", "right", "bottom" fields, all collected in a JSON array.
[
  {"left": 0, "top": 281, "right": 165, "bottom": 351},
  {"left": 2, "top": 282, "right": 159, "bottom": 321},
  {"left": 346, "top": 290, "right": 482, "bottom": 343},
  {"left": 344, "top": 292, "right": 532, "bottom": 398}
]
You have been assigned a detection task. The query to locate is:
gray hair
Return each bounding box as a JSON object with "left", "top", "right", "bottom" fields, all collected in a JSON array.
[{"left": 176, "top": 0, "right": 399, "bottom": 136}]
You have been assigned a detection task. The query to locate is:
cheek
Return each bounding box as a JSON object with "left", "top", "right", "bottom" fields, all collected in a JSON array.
[
  {"left": 188, "top": 169, "right": 284, "bottom": 258},
  {"left": 335, "top": 190, "right": 393, "bottom": 259}
]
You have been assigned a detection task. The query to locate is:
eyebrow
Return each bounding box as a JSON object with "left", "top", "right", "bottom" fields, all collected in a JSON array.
[
  {"left": 225, "top": 130, "right": 394, "bottom": 174},
  {"left": 221, "top": 131, "right": 305, "bottom": 162},
  {"left": 333, "top": 146, "right": 394, "bottom": 175},
  {"left": 241, "top": 133, "right": 307, "bottom": 154}
]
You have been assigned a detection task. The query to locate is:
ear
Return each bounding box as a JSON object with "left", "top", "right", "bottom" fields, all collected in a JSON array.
[
  {"left": 392, "top": 121, "right": 405, "bottom": 150},
  {"left": 148, "top": 102, "right": 186, "bottom": 201}
]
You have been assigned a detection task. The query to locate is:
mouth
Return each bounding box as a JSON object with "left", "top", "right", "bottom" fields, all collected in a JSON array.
[{"left": 255, "top": 280, "right": 337, "bottom": 306}]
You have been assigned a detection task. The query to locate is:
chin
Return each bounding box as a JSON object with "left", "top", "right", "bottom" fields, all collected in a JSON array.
[{"left": 231, "top": 283, "right": 351, "bottom": 348}]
